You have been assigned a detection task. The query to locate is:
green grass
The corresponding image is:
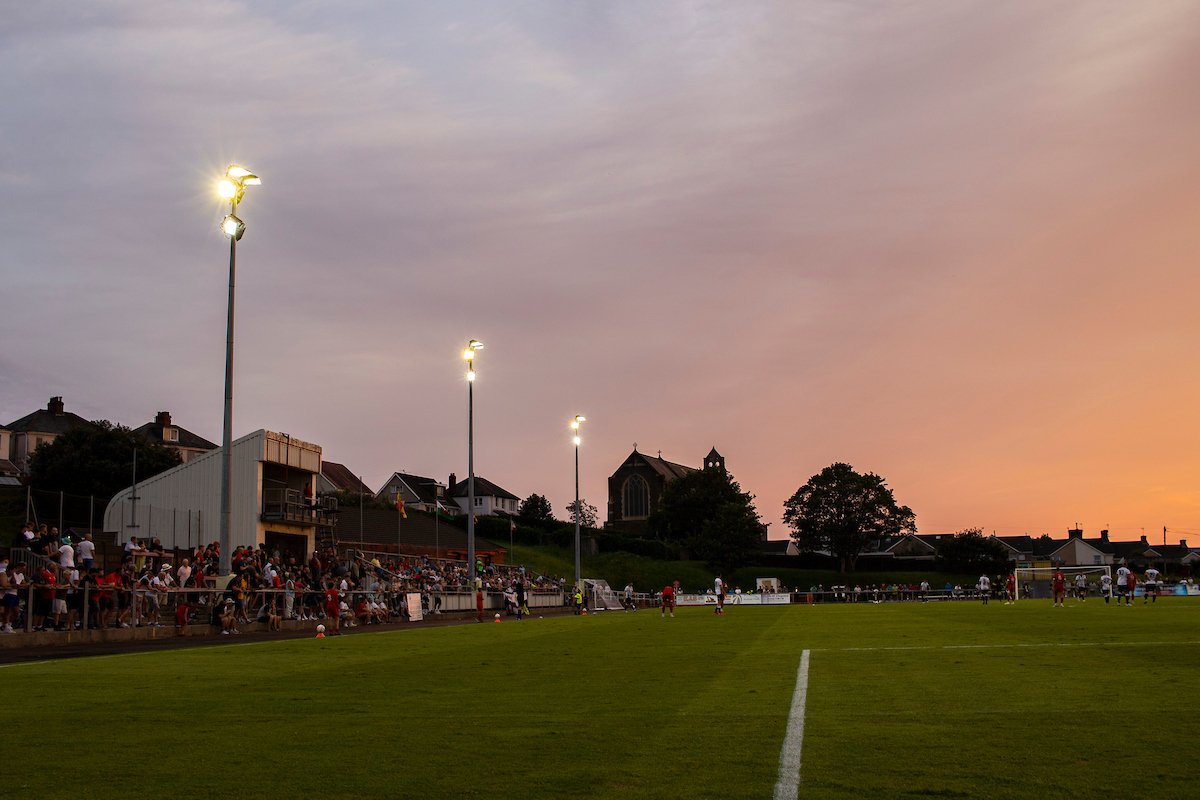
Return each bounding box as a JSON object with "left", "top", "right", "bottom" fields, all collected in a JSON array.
[{"left": 4, "top": 597, "right": 1197, "bottom": 799}]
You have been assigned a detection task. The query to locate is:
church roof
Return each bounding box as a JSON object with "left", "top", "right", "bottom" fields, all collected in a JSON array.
[{"left": 629, "top": 449, "right": 696, "bottom": 480}]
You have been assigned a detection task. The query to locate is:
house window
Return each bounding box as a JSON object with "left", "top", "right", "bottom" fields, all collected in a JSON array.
[
  {"left": 622, "top": 475, "right": 649, "bottom": 519},
  {"left": 475, "top": 497, "right": 483, "bottom": 507},
  {"left": 168, "top": 429, "right": 179, "bottom": 442}
]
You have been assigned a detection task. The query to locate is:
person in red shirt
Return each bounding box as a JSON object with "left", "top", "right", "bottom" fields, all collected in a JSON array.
[
  {"left": 324, "top": 580, "right": 341, "bottom": 634},
  {"left": 1125, "top": 570, "right": 1137, "bottom": 605},
  {"left": 1005, "top": 572, "right": 1017, "bottom": 604},
  {"left": 1052, "top": 568, "right": 1067, "bottom": 607},
  {"left": 661, "top": 584, "right": 676, "bottom": 619}
]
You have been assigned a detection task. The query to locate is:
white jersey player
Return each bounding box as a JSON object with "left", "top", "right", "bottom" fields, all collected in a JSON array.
[
  {"left": 1100, "top": 573, "right": 1113, "bottom": 604},
  {"left": 1144, "top": 567, "right": 1161, "bottom": 604},
  {"left": 978, "top": 574, "right": 991, "bottom": 605}
]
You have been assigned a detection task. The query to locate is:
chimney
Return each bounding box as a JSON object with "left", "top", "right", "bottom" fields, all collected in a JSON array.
[
  {"left": 1140, "top": 535, "right": 1149, "bottom": 545},
  {"left": 155, "top": 411, "right": 172, "bottom": 428},
  {"left": 1100, "top": 530, "right": 1109, "bottom": 543},
  {"left": 48, "top": 396, "right": 65, "bottom": 415},
  {"left": 1068, "top": 528, "right": 1083, "bottom": 539},
  {"left": 1181, "top": 539, "right": 1188, "bottom": 548},
  {"left": 448, "top": 473, "right": 457, "bottom": 489}
]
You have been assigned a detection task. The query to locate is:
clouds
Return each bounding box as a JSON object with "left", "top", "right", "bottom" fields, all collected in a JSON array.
[{"left": 3, "top": 1, "right": 1200, "bottom": 537}]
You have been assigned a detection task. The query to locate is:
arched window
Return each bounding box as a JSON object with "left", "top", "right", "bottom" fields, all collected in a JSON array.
[{"left": 622, "top": 475, "right": 650, "bottom": 519}]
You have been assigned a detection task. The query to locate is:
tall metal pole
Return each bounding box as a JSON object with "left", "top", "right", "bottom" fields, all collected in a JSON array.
[
  {"left": 574, "top": 440, "right": 581, "bottom": 589},
  {"left": 467, "top": 373, "right": 475, "bottom": 588},
  {"left": 218, "top": 223, "right": 236, "bottom": 576}
]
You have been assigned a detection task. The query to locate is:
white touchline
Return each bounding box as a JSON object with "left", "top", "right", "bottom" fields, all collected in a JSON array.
[
  {"left": 817, "top": 640, "right": 1200, "bottom": 653},
  {"left": 773, "top": 648, "right": 811, "bottom": 800}
]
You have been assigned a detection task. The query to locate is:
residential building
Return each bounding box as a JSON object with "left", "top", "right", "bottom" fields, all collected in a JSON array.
[
  {"left": 316, "top": 461, "right": 372, "bottom": 496},
  {"left": 376, "top": 471, "right": 446, "bottom": 514},
  {"left": 132, "top": 411, "right": 217, "bottom": 464},
  {"left": 445, "top": 472, "right": 518, "bottom": 517},
  {"left": 5, "top": 396, "right": 99, "bottom": 474}
]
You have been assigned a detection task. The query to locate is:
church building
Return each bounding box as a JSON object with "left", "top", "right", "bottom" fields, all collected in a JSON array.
[{"left": 606, "top": 446, "right": 725, "bottom": 532}]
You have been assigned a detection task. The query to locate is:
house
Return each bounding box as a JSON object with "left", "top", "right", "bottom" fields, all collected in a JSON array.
[
  {"left": 316, "top": 461, "right": 372, "bottom": 496},
  {"left": 132, "top": 411, "right": 217, "bottom": 464},
  {"left": 445, "top": 472, "right": 519, "bottom": 517},
  {"left": 5, "top": 396, "right": 99, "bottom": 474},
  {"left": 0, "top": 426, "right": 18, "bottom": 480},
  {"left": 605, "top": 446, "right": 725, "bottom": 531},
  {"left": 376, "top": 471, "right": 447, "bottom": 514},
  {"left": 103, "top": 429, "right": 335, "bottom": 565}
]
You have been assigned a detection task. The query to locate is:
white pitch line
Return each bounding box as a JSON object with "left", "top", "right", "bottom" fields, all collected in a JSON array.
[
  {"left": 817, "top": 640, "right": 1200, "bottom": 653},
  {"left": 773, "top": 648, "right": 810, "bottom": 800}
]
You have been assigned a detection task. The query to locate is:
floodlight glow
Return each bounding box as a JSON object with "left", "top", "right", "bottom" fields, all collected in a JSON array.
[
  {"left": 218, "top": 179, "right": 238, "bottom": 199},
  {"left": 573, "top": 435, "right": 581, "bottom": 446},
  {"left": 467, "top": 368, "right": 476, "bottom": 382},
  {"left": 221, "top": 214, "right": 245, "bottom": 240}
]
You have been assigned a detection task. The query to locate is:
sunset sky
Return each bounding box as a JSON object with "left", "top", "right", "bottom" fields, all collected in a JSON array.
[{"left": 3, "top": 3, "right": 1200, "bottom": 543}]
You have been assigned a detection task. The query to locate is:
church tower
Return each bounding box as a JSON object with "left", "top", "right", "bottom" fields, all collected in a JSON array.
[{"left": 704, "top": 447, "right": 726, "bottom": 473}]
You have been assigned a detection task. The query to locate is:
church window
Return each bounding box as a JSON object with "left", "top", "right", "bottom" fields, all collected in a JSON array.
[{"left": 623, "top": 475, "right": 649, "bottom": 519}]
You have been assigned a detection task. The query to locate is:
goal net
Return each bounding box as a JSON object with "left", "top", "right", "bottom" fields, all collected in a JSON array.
[{"left": 1013, "top": 566, "right": 1111, "bottom": 600}]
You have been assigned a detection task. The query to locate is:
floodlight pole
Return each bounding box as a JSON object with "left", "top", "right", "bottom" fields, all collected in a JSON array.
[{"left": 218, "top": 197, "right": 238, "bottom": 576}]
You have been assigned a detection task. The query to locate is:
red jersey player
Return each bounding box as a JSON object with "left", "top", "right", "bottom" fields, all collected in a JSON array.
[
  {"left": 661, "top": 584, "right": 675, "bottom": 618},
  {"left": 1005, "top": 572, "right": 1016, "bottom": 604},
  {"left": 1052, "top": 568, "right": 1067, "bottom": 607}
]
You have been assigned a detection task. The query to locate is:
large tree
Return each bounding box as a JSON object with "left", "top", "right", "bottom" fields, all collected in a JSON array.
[
  {"left": 518, "top": 493, "right": 555, "bottom": 523},
  {"left": 27, "top": 420, "right": 182, "bottom": 499},
  {"left": 783, "top": 462, "right": 915, "bottom": 573},
  {"left": 649, "top": 467, "right": 764, "bottom": 573},
  {"left": 936, "top": 527, "right": 1010, "bottom": 574}
]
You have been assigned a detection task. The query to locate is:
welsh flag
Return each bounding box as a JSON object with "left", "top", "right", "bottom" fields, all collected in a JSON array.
[{"left": 395, "top": 495, "right": 407, "bottom": 519}]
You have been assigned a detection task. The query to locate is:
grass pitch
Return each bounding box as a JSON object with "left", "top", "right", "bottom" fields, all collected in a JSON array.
[{"left": 5, "top": 598, "right": 1198, "bottom": 799}]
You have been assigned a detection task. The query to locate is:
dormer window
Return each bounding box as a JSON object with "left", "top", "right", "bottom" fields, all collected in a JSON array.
[{"left": 167, "top": 428, "right": 179, "bottom": 442}]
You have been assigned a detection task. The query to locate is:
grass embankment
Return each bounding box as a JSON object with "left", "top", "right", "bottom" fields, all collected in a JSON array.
[{"left": 508, "top": 542, "right": 977, "bottom": 593}]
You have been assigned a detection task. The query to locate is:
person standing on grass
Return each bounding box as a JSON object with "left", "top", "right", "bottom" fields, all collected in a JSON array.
[
  {"left": 978, "top": 573, "right": 991, "bottom": 604},
  {"left": 324, "top": 579, "right": 341, "bottom": 634},
  {"left": 1115, "top": 564, "right": 1131, "bottom": 605},
  {"left": 1005, "top": 572, "right": 1016, "bottom": 604},
  {"left": 1124, "top": 568, "right": 1136, "bottom": 606},
  {"left": 714, "top": 574, "right": 726, "bottom": 615},
  {"left": 1074, "top": 573, "right": 1087, "bottom": 601},
  {"left": 661, "top": 583, "right": 675, "bottom": 618},
  {"left": 1100, "top": 572, "right": 1113, "bottom": 603},
  {"left": 1052, "top": 567, "right": 1067, "bottom": 607},
  {"left": 1144, "top": 567, "right": 1160, "bottom": 604}
]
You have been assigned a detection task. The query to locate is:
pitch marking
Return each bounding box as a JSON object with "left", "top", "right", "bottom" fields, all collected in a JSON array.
[
  {"left": 817, "top": 640, "right": 1200, "bottom": 653},
  {"left": 773, "top": 648, "right": 810, "bottom": 800}
]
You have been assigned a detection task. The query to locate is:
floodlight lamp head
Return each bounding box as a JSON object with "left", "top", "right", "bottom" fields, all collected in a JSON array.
[
  {"left": 221, "top": 214, "right": 246, "bottom": 241},
  {"left": 468, "top": 339, "right": 484, "bottom": 352},
  {"left": 467, "top": 368, "right": 476, "bottom": 382},
  {"left": 226, "top": 165, "right": 260, "bottom": 184},
  {"left": 573, "top": 435, "right": 582, "bottom": 446}
]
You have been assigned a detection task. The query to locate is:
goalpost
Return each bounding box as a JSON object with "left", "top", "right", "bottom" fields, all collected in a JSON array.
[{"left": 1013, "top": 565, "right": 1111, "bottom": 600}]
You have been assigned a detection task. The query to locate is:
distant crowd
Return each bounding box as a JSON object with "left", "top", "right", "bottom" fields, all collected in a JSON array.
[{"left": 2, "top": 521, "right": 566, "bottom": 635}]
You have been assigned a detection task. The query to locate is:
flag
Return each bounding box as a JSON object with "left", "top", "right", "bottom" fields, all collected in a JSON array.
[{"left": 395, "top": 495, "right": 407, "bottom": 519}]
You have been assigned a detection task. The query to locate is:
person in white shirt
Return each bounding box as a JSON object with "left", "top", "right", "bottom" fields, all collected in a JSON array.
[
  {"left": 58, "top": 537, "right": 75, "bottom": 570},
  {"left": 1074, "top": 573, "right": 1087, "bottom": 601},
  {"left": 1100, "top": 573, "right": 1113, "bottom": 604},
  {"left": 714, "top": 575, "right": 726, "bottom": 615},
  {"left": 978, "top": 574, "right": 991, "bottom": 604},
  {"left": 76, "top": 533, "right": 96, "bottom": 571},
  {"left": 1144, "top": 567, "right": 1161, "bottom": 604},
  {"left": 1115, "top": 565, "right": 1131, "bottom": 605}
]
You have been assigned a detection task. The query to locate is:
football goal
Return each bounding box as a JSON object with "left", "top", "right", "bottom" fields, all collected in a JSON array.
[{"left": 1013, "top": 565, "right": 1111, "bottom": 600}]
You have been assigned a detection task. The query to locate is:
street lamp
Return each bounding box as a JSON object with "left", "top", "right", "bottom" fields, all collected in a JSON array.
[
  {"left": 464, "top": 339, "right": 483, "bottom": 591},
  {"left": 217, "top": 163, "right": 260, "bottom": 575},
  {"left": 570, "top": 414, "right": 586, "bottom": 589}
]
